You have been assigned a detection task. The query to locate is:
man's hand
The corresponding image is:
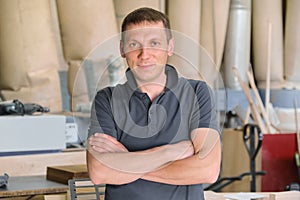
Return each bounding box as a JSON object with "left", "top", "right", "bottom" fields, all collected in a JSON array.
[{"left": 88, "top": 133, "right": 128, "bottom": 153}]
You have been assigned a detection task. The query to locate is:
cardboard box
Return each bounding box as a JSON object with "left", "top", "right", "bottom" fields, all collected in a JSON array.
[{"left": 220, "top": 128, "right": 262, "bottom": 192}]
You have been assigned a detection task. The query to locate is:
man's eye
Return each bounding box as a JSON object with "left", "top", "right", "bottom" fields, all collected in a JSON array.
[
  {"left": 129, "top": 42, "right": 140, "bottom": 48},
  {"left": 151, "top": 41, "right": 160, "bottom": 46},
  {"left": 129, "top": 43, "right": 136, "bottom": 47}
]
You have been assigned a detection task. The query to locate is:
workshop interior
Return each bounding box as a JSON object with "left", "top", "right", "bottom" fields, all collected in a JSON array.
[{"left": 0, "top": 0, "right": 300, "bottom": 199}]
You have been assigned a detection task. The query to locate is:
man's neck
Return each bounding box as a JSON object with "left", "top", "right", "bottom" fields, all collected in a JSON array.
[
  {"left": 136, "top": 71, "right": 166, "bottom": 101},
  {"left": 138, "top": 83, "right": 166, "bottom": 102}
]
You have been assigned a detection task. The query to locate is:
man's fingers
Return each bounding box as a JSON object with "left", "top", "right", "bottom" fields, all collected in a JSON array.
[
  {"left": 91, "top": 145, "right": 127, "bottom": 153},
  {"left": 89, "top": 133, "right": 128, "bottom": 152},
  {"left": 89, "top": 137, "right": 120, "bottom": 152},
  {"left": 100, "top": 134, "right": 128, "bottom": 150}
]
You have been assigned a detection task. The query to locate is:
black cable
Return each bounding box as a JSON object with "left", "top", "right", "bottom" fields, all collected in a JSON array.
[{"left": 0, "top": 99, "right": 49, "bottom": 115}]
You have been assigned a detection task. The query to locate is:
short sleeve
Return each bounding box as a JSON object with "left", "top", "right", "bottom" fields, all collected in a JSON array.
[
  {"left": 189, "top": 81, "right": 220, "bottom": 134},
  {"left": 88, "top": 88, "right": 118, "bottom": 139}
]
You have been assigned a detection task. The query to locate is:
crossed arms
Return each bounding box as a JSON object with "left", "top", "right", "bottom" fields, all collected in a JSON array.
[{"left": 87, "top": 127, "right": 221, "bottom": 186}]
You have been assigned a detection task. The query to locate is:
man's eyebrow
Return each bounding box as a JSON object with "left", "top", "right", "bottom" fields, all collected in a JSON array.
[
  {"left": 152, "top": 38, "right": 166, "bottom": 43},
  {"left": 124, "top": 33, "right": 166, "bottom": 45},
  {"left": 124, "top": 38, "right": 139, "bottom": 43}
]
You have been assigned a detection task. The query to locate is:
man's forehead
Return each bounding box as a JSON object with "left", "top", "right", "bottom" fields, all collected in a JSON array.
[
  {"left": 124, "top": 26, "right": 167, "bottom": 41},
  {"left": 125, "top": 21, "right": 165, "bottom": 30}
]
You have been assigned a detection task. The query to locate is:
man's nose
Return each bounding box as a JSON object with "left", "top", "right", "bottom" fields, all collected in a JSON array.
[{"left": 138, "top": 46, "right": 151, "bottom": 59}]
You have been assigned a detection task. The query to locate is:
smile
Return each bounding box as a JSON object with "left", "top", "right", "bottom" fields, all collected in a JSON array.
[{"left": 137, "top": 64, "right": 155, "bottom": 69}]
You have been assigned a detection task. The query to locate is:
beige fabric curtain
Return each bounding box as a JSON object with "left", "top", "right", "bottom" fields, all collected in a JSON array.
[
  {"left": 56, "top": 0, "right": 118, "bottom": 62},
  {"left": 284, "top": 0, "right": 300, "bottom": 84},
  {"left": 167, "top": 0, "right": 202, "bottom": 80},
  {"left": 0, "top": 0, "right": 62, "bottom": 112},
  {"left": 167, "top": 0, "right": 229, "bottom": 87},
  {"left": 56, "top": 0, "right": 119, "bottom": 111},
  {"left": 252, "top": 0, "right": 284, "bottom": 88},
  {"left": 114, "top": 0, "right": 165, "bottom": 31}
]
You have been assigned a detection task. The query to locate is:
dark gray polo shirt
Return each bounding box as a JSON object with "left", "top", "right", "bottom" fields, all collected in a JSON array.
[{"left": 89, "top": 65, "right": 219, "bottom": 200}]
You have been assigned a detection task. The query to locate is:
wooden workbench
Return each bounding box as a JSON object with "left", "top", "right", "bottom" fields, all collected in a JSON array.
[
  {"left": 0, "top": 176, "right": 299, "bottom": 200},
  {"left": 0, "top": 175, "right": 68, "bottom": 198}
]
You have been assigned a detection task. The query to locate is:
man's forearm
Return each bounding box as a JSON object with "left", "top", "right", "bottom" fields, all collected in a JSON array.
[
  {"left": 88, "top": 140, "right": 193, "bottom": 174},
  {"left": 142, "top": 129, "right": 222, "bottom": 185},
  {"left": 87, "top": 140, "right": 193, "bottom": 185},
  {"left": 87, "top": 151, "right": 143, "bottom": 185},
  {"left": 141, "top": 138, "right": 221, "bottom": 185}
]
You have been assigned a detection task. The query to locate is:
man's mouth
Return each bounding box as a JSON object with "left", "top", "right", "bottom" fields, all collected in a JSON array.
[{"left": 137, "top": 64, "right": 155, "bottom": 69}]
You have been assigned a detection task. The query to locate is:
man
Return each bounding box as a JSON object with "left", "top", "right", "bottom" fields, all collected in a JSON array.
[{"left": 87, "top": 7, "right": 221, "bottom": 200}]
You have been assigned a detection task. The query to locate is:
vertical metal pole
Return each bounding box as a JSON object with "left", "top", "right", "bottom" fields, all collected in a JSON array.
[{"left": 250, "top": 125, "right": 256, "bottom": 192}]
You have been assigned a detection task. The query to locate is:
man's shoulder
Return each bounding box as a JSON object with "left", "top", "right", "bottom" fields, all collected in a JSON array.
[
  {"left": 95, "top": 82, "right": 130, "bottom": 100},
  {"left": 178, "top": 77, "right": 208, "bottom": 90},
  {"left": 96, "top": 86, "right": 114, "bottom": 98}
]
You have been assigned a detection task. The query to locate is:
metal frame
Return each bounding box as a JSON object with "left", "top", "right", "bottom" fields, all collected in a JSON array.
[{"left": 68, "top": 178, "right": 105, "bottom": 200}]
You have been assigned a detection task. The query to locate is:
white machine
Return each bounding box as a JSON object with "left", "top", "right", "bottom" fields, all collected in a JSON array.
[{"left": 0, "top": 115, "right": 66, "bottom": 154}]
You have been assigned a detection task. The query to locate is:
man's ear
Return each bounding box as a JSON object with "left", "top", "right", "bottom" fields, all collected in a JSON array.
[
  {"left": 120, "top": 40, "right": 125, "bottom": 58},
  {"left": 167, "top": 38, "right": 174, "bottom": 56}
]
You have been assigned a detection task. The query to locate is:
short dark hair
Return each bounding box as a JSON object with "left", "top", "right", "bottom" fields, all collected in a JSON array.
[{"left": 121, "top": 7, "right": 172, "bottom": 42}]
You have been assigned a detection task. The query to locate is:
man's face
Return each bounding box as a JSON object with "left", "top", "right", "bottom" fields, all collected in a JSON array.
[{"left": 120, "top": 21, "right": 174, "bottom": 84}]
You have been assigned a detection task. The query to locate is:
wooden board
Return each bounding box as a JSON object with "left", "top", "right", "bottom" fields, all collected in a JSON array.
[
  {"left": 0, "top": 176, "right": 67, "bottom": 198},
  {"left": 47, "top": 164, "right": 88, "bottom": 184},
  {"left": 0, "top": 150, "right": 86, "bottom": 177}
]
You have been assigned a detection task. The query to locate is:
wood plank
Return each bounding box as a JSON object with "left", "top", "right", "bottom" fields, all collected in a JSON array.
[
  {"left": 0, "top": 150, "right": 86, "bottom": 176},
  {"left": 233, "top": 67, "right": 267, "bottom": 133},
  {"left": 0, "top": 176, "right": 67, "bottom": 198},
  {"left": 47, "top": 165, "right": 88, "bottom": 184}
]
